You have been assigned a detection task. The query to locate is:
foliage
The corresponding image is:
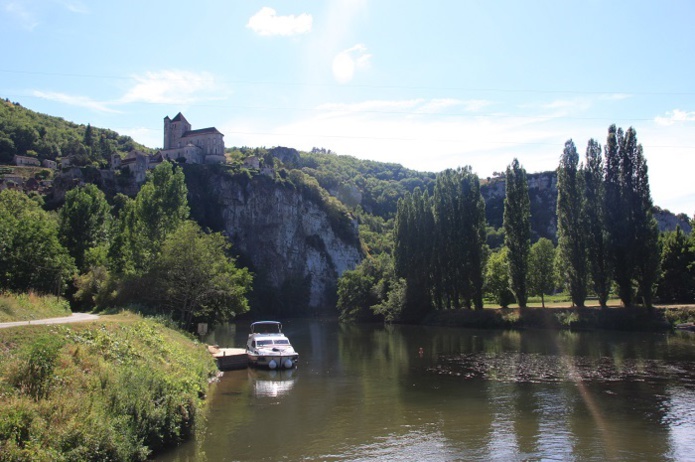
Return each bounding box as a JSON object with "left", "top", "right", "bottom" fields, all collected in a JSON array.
[
  {"left": 604, "top": 125, "right": 660, "bottom": 307},
  {"left": 392, "top": 168, "right": 488, "bottom": 318},
  {"left": 583, "top": 139, "right": 612, "bottom": 308},
  {"left": 556, "top": 140, "right": 588, "bottom": 307},
  {"left": 0, "top": 100, "right": 150, "bottom": 167},
  {"left": 59, "top": 184, "right": 111, "bottom": 271},
  {"left": 337, "top": 253, "right": 397, "bottom": 322},
  {"left": 484, "top": 247, "right": 515, "bottom": 308},
  {"left": 146, "top": 221, "right": 252, "bottom": 330},
  {"left": 7, "top": 334, "right": 64, "bottom": 401},
  {"left": 0, "top": 313, "right": 217, "bottom": 461},
  {"left": 337, "top": 268, "right": 376, "bottom": 322},
  {"left": 528, "top": 238, "right": 556, "bottom": 308},
  {"left": 297, "top": 149, "right": 436, "bottom": 219},
  {"left": 657, "top": 227, "right": 695, "bottom": 303},
  {"left": 431, "top": 167, "right": 487, "bottom": 310},
  {"left": 108, "top": 161, "right": 189, "bottom": 276},
  {"left": 0, "top": 190, "right": 76, "bottom": 294},
  {"left": 393, "top": 188, "right": 434, "bottom": 321},
  {"left": 0, "top": 292, "right": 71, "bottom": 323},
  {"left": 503, "top": 159, "right": 531, "bottom": 308}
]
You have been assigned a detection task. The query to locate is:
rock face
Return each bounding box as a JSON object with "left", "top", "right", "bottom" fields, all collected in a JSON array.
[
  {"left": 482, "top": 171, "right": 559, "bottom": 241},
  {"left": 184, "top": 166, "right": 363, "bottom": 314},
  {"left": 481, "top": 171, "right": 690, "bottom": 241}
]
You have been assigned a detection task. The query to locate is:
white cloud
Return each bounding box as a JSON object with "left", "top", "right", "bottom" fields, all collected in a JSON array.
[
  {"left": 247, "top": 7, "right": 312, "bottom": 37},
  {"left": 55, "top": 0, "right": 89, "bottom": 14},
  {"left": 4, "top": 1, "right": 39, "bottom": 30},
  {"left": 120, "top": 70, "right": 225, "bottom": 105},
  {"left": 654, "top": 109, "right": 695, "bottom": 126},
  {"left": 32, "top": 90, "right": 119, "bottom": 113},
  {"left": 332, "top": 44, "right": 371, "bottom": 84}
]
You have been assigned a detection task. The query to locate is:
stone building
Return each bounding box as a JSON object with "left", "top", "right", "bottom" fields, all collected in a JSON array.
[{"left": 160, "top": 113, "right": 226, "bottom": 164}]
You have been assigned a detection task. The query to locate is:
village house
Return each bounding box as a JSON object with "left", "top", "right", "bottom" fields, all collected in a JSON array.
[{"left": 13, "top": 155, "right": 40, "bottom": 167}]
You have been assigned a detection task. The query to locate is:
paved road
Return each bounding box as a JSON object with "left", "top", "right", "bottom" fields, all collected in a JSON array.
[{"left": 0, "top": 313, "right": 99, "bottom": 329}]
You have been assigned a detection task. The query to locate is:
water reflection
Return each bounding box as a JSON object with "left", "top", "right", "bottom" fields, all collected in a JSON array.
[
  {"left": 156, "top": 323, "right": 695, "bottom": 462},
  {"left": 247, "top": 368, "right": 297, "bottom": 398}
]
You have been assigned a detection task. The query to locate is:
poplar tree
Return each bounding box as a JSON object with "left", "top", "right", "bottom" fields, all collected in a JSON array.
[
  {"left": 583, "top": 139, "right": 612, "bottom": 308},
  {"left": 556, "top": 140, "right": 587, "bottom": 307},
  {"left": 394, "top": 188, "right": 433, "bottom": 320},
  {"left": 632, "top": 143, "right": 660, "bottom": 307},
  {"left": 604, "top": 125, "right": 659, "bottom": 307},
  {"left": 503, "top": 158, "right": 530, "bottom": 308},
  {"left": 432, "top": 167, "right": 487, "bottom": 310}
]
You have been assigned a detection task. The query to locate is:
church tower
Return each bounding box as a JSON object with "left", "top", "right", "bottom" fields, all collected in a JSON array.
[{"left": 163, "top": 113, "right": 191, "bottom": 149}]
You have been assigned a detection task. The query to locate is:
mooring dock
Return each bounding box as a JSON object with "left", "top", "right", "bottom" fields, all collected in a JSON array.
[{"left": 207, "top": 345, "right": 248, "bottom": 370}]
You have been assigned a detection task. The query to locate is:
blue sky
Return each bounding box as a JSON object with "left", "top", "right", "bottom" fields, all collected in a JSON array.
[{"left": 2, "top": 0, "right": 694, "bottom": 214}]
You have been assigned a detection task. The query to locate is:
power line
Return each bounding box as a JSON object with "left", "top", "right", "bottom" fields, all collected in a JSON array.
[{"left": 2, "top": 68, "right": 695, "bottom": 96}]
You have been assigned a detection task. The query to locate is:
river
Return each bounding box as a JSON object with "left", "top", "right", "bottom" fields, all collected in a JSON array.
[{"left": 156, "top": 321, "right": 695, "bottom": 461}]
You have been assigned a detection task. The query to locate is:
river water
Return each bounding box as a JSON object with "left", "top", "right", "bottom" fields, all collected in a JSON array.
[{"left": 157, "top": 321, "right": 695, "bottom": 461}]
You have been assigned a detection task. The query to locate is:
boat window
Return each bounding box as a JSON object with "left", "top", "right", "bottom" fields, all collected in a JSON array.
[
  {"left": 257, "top": 340, "right": 273, "bottom": 346},
  {"left": 274, "top": 339, "right": 290, "bottom": 345}
]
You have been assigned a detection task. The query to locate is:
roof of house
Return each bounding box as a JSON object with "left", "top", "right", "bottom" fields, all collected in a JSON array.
[
  {"left": 171, "top": 112, "right": 188, "bottom": 123},
  {"left": 182, "top": 127, "right": 222, "bottom": 137}
]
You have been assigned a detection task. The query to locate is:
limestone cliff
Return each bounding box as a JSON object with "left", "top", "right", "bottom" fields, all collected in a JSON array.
[
  {"left": 184, "top": 165, "right": 363, "bottom": 315},
  {"left": 481, "top": 171, "right": 691, "bottom": 241}
]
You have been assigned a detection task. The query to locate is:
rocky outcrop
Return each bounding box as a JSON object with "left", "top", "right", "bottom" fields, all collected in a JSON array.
[
  {"left": 481, "top": 171, "right": 689, "bottom": 242},
  {"left": 184, "top": 165, "right": 363, "bottom": 314}
]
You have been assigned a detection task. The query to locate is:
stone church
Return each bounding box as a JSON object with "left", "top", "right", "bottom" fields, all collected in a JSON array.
[{"left": 160, "top": 113, "right": 226, "bottom": 164}]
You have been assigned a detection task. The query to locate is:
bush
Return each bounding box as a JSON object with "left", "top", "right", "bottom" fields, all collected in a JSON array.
[{"left": 8, "top": 335, "right": 64, "bottom": 401}]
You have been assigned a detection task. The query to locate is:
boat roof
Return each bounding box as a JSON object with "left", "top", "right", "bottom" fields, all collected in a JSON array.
[{"left": 250, "top": 321, "right": 283, "bottom": 333}]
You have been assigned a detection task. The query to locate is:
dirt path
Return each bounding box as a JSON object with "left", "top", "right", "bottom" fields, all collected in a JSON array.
[{"left": 0, "top": 313, "right": 99, "bottom": 329}]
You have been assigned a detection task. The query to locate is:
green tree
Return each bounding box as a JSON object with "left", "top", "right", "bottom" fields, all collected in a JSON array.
[
  {"left": 583, "top": 139, "right": 612, "bottom": 308},
  {"left": 657, "top": 227, "right": 695, "bottom": 303},
  {"left": 337, "top": 267, "right": 376, "bottom": 322},
  {"left": 432, "top": 167, "right": 487, "bottom": 310},
  {"left": 632, "top": 144, "right": 660, "bottom": 308},
  {"left": 556, "top": 140, "right": 587, "bottom": 307},
  {"left": 484, "top": 247, "right": 515, "bottom": 308},
  {"left": 604, "top": 125, "right": 660, "bottom": 307},
  {"left": 528, "top": 238, "right": 556, "bottom": 308},
  {"left": 59, "top": 184, "right": 111, "bottom": 271},
  {"left": 108, "top": 161, "right": 189, "bottom": 275},
  {"left": 148, "top": 221, "right": 252, "bottom": 331},
  {"left": 503, "top": 159, "right": 531, "bottom": 308},
  {"left": 0, "top": 190, "right": 75, "bottom": 294},
  {"left": 393, "top": 188, "right": 434, "bottom": 321}
]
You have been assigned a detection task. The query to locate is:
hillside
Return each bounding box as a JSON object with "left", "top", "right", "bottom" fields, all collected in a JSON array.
[
  {"left": 1, "top": 100, "right": 690, "bottom": 251},
  {"left": 0, "top": 99, "right": 151, "bottom": 168}
]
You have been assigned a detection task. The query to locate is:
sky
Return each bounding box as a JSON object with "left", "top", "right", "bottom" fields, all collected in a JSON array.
[{"left": 1, "top": 0, "right": 694, "bottom": 214}]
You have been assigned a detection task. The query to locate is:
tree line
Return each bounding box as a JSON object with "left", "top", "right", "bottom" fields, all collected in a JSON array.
[
  {"left": 338, "top": 125, "right": 693, "bottom": 322},
  {"left": 0, "top": 161, "right": 252, "bottom": 331}
]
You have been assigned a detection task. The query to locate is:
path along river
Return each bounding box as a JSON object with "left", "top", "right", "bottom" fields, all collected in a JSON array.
[{"left": 156, "top": 321, "right": 695, "bottom": 461}]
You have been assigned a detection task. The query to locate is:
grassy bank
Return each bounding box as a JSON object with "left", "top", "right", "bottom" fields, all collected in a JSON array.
[
  {"left": 424, "top": 306, "right": 695, "bottom": 331},
  {"left": 0, "top": 311, "right": 218, "bottom": 461},
  {"left": 0, "top": 293, "right": 71, "bottom": 323}
]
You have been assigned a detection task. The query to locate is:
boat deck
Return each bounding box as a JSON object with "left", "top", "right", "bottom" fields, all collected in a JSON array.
[{"left": 208, "top": 346, "right": 248, "bottom": 370}]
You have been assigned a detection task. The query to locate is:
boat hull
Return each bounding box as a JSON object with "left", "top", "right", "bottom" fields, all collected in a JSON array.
[{"left": 247, "top": 352, "right": 298, "bottom": 369}]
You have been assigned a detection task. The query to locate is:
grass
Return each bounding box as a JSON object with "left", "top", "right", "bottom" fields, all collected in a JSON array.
[
  {"left": 425, "top": 298, "right": 695, "bottom": 331},
  {"left": 0, "top": 311, "right": 218, "bottom": 461},
  {"left": 0, "top": 293, "right": 71, "bottom": 323}
]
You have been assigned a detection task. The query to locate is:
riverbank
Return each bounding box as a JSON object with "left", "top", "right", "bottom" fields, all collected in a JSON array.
[
  {"left": 0, "top": 311, "right": 218, "bottom": 461},
  {"left": 423, "top": 306, "right": 695, "bottom": 331}
]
